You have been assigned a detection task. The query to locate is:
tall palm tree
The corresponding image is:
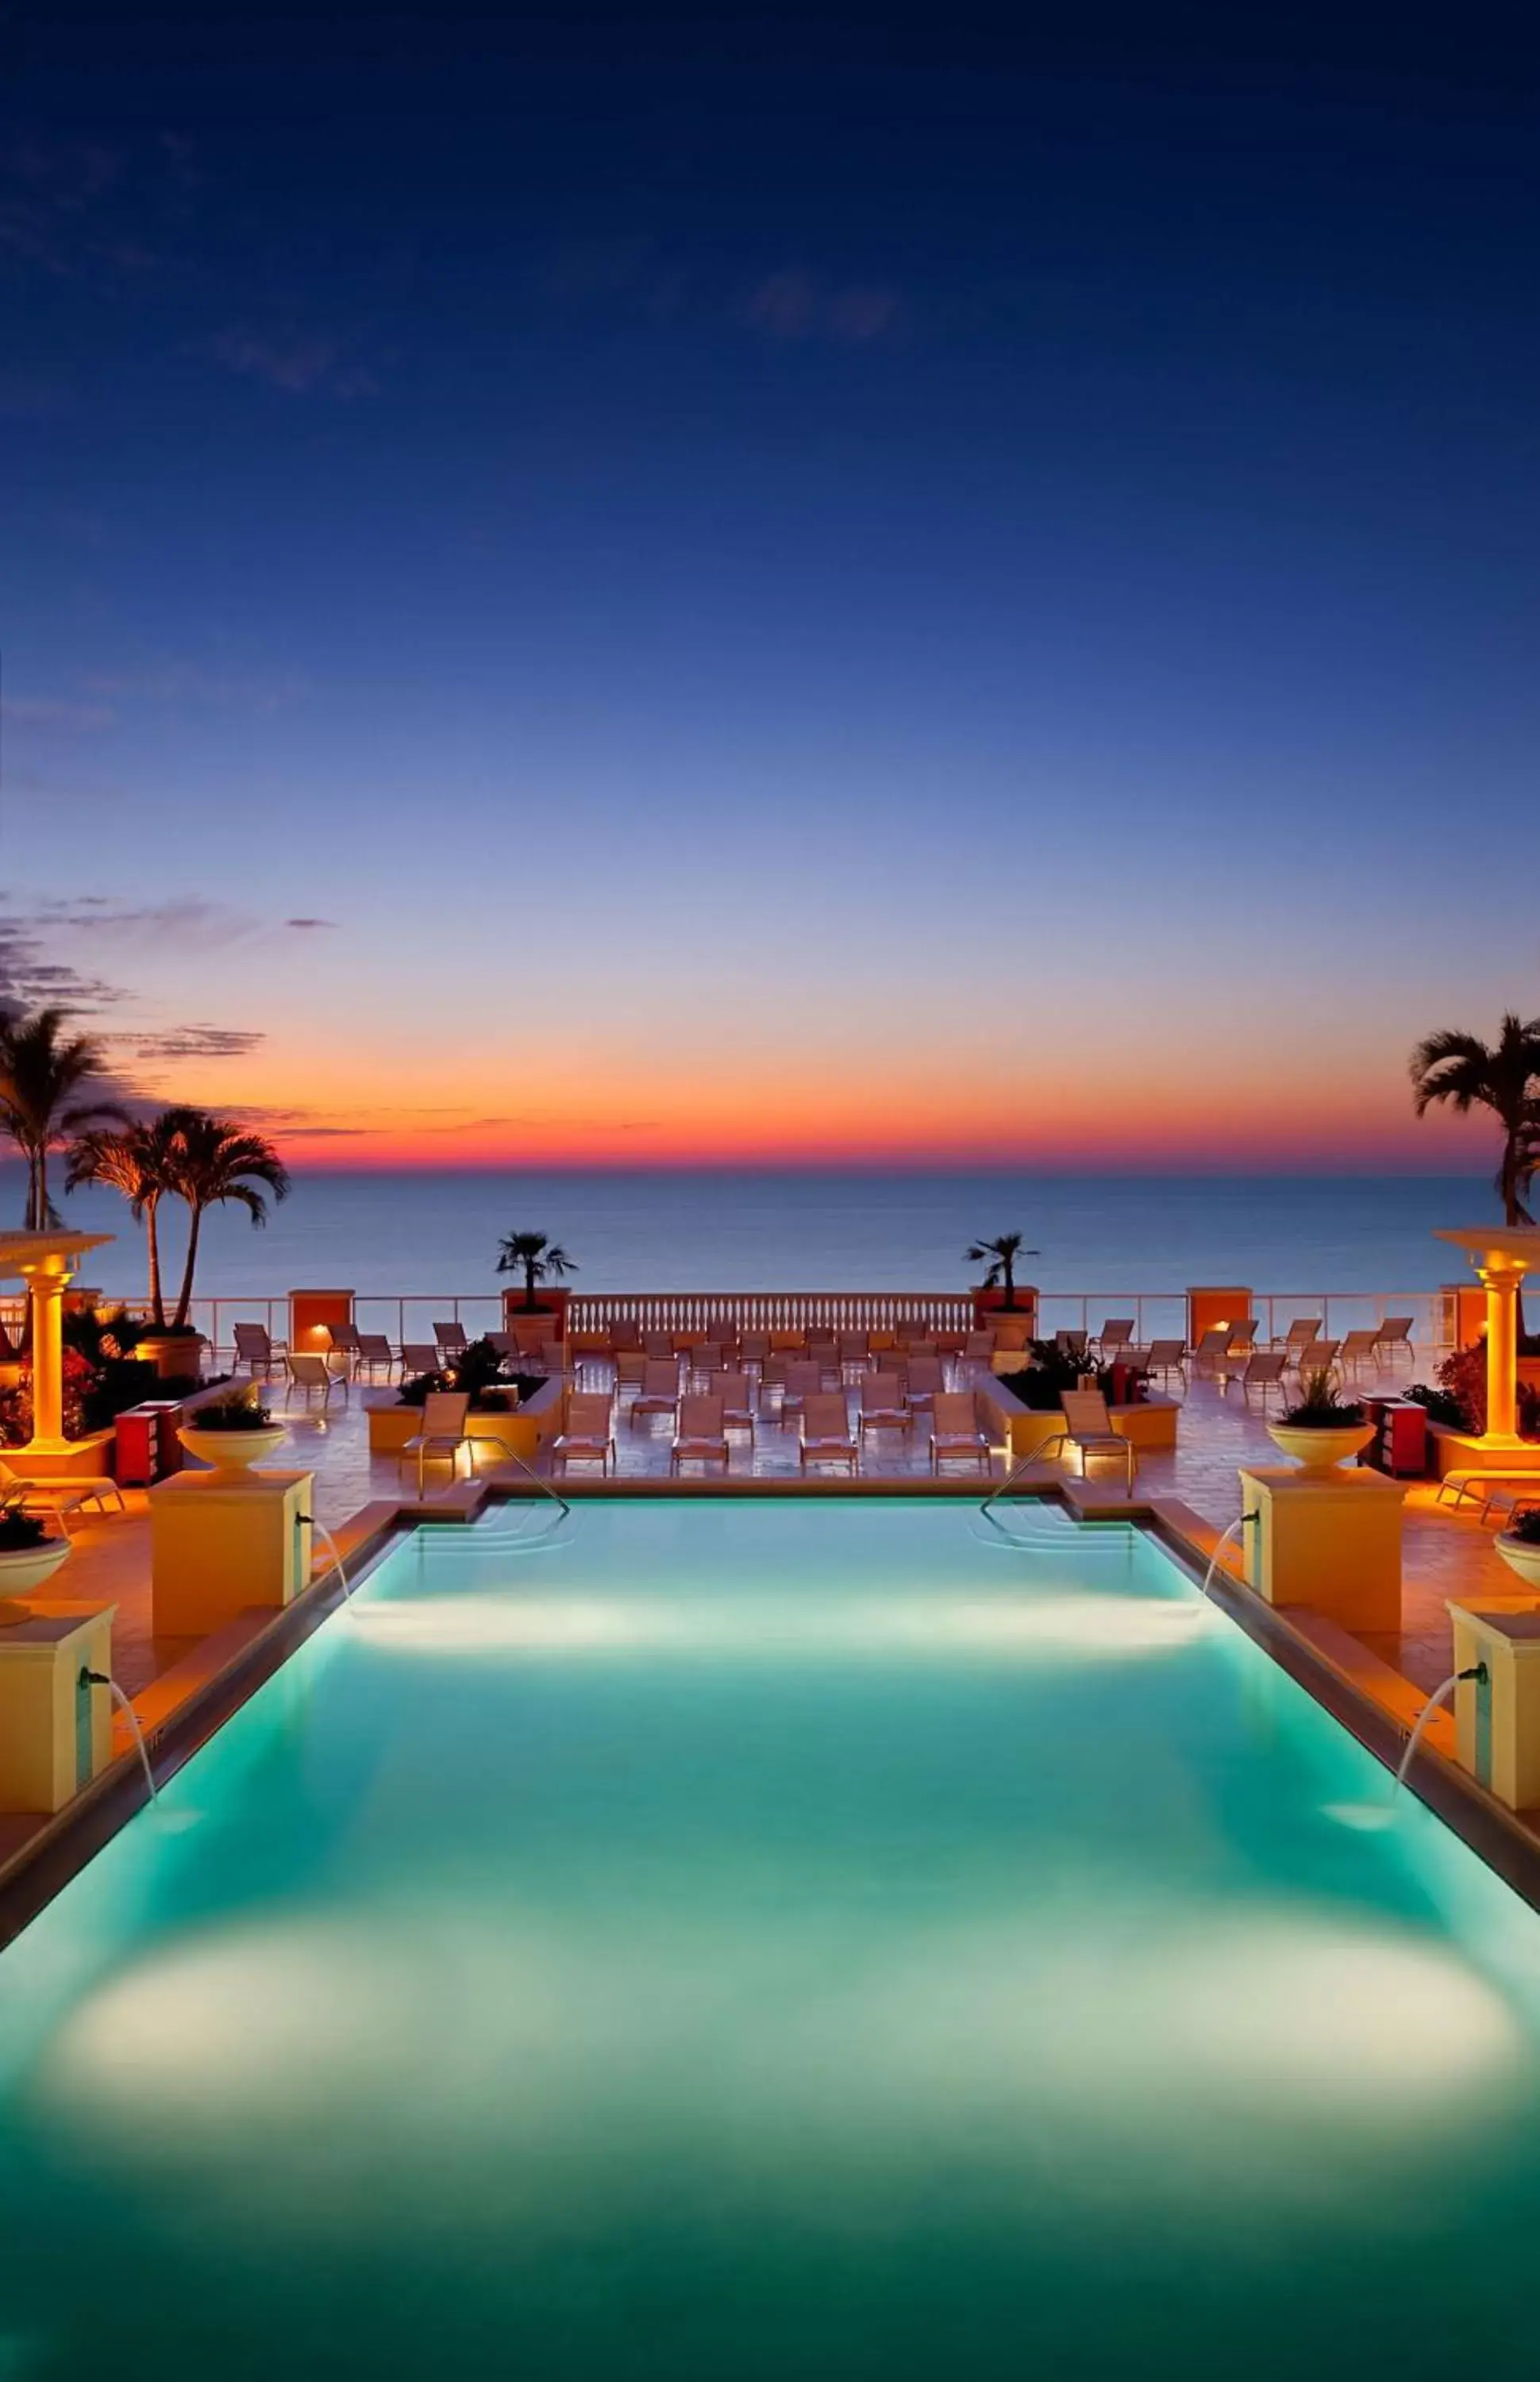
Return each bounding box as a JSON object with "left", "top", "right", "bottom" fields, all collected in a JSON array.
[
  {"left": 0, "top": 1005, "right": 129, "bottom": 1229},
  {"left": 495, "top": 1228, "right": 577, "bottom": 1312},
  {"left": 1410, "top": 1013, "right": 1540, "bottom": 1225},
  {"left": 965, "top": 1230, "right": 1038, "bottom": 1311},
  {"left": 65, "top": 1112, "right": 186, "bottom": 1327},
  {"left": 165, "top": 1108, "right": 291, "bottom": 1330}
]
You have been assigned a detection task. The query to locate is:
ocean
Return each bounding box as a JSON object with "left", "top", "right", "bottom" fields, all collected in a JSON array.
[{"left": 21, "top": 1166, "right": 1496, "bottom": 1305}]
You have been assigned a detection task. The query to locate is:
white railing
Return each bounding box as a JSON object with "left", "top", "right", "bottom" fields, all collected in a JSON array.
[{"left": 141, "top": 1287, "right": 1462, "bottom": 1364}]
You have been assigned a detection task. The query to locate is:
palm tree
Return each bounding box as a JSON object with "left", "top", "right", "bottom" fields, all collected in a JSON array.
[
  {"left": 0, "top": 1005, "right": 129, "bottom": 1229},
  {"left": 65, "top": 1112, "right": 186, "bottom": 1327},
  {"left": 165, "top": 1109, "right": 291, "bottom": 1330},
  {"left": 495, "top": 1229, "right": 577, "bottom": 1312},
  {"left": 965, "top": 1230, "right": 1038, "bottom": 1310},
  {"left": 1410, "top": 1014, "right": 1540, "bottom": 1226}
]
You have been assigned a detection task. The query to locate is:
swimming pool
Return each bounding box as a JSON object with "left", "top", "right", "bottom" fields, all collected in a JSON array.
[{"left": 2, "top": 1499, "right": 1538, "bottom": 2380}]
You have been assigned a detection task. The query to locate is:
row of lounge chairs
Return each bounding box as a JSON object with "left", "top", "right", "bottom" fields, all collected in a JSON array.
[{"left": 555, "top": 1382, "right": 994, "bottom": 1475}]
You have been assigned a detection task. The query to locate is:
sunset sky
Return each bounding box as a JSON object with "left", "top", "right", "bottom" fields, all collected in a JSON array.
[{"left": 3, "top": 5, "right": 1537, "bottom": 1171}]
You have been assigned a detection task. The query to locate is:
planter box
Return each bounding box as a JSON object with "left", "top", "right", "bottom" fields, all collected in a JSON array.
[
  {"left": 6, "top": 1429, "right": 117, "bottom": 1484},
  {"left": 979, "top": 1383, "right": 1178, "bottom": 1459},
  {"left": 1427, "top": 1422, "right": 1540, "bottom": 1481},
  {"left": 366, "top": 1375, "right": 564, "bottom": 1464}
]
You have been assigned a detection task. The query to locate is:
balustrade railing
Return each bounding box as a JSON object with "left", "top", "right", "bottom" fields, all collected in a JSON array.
[{"left": 112, "top": 1285, "right": 1462, "bottom": 1365}]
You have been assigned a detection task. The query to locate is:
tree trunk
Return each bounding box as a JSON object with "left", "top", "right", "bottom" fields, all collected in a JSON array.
[
  {"left": 1002, "top": 1265, "right": 1016, "bottom": 1312},
  {"left": 524, "top": 1262, "right": 538, "bottom": 1312},
  {"left": 145, "top": 1194, "right": 166, "bottom": 1329},
  {"left": 172, "top": 1204, "right": 203, "bottom": 1330},
  {"left": 27, "top": 1147, "right": 44, "bottom": 1231}
]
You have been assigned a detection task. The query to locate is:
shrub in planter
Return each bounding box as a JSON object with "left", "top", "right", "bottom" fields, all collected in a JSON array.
[
  {"left": 1507, "top": 1509, "right": 1540, "bottom": 1547},
  {"left": 0, "top": 1508, "right": 50, "bottom": 1553},
  {"left": 1276, "top": 1371, "right": 1365, "bottom": 1430},
  {"left": 398, "top": 1359, "right": 546, "bottom": 1414},
  {"left": 1000, "top": 1339, "right": 1142, "bottom": 1412},
  {"left": 1404, "top": 1382, "right": 1467, "bottom": 1428},
  {"left": 189, "top": 1388, "right": 275, "bottom": 1431}
]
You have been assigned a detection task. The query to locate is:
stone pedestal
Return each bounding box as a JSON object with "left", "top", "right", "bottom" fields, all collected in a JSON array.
[
  {"left": 1448, "top": 1597, "right": 1540, "bottom": 1812},
  {"left": 150, "top": 1468, "right": 313, "bottom": 1636},
  {"left": 0, "top": 1599, "right": 116, "bottom": 1812},
  {"left": 1238, "top": 1465, "right": 1407, "bottom": 1632}
]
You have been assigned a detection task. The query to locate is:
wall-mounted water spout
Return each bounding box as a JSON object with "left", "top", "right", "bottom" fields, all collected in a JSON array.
[{"left": 80, "top": 1670, "right": 158, "bottom": 1802}]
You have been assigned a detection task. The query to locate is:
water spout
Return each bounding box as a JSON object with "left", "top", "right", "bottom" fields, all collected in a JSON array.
[
  {"left": 80, "top": 1669, "right": 157, "bottom": 1802},
  {"left": 1199, "top": 1512, "right": 1260, "bottom": 1601},
  {"left": 1393, "top": 1666, "right": 1487, "bottom": 1798},
  {"left": 302, "top": 1513, "right": 351, "bottom": 1599}
]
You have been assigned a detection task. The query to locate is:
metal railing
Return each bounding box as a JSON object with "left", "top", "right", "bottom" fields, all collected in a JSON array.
[{"left": 119, "top": 1287, "right": 1464, "bottom": 1366}]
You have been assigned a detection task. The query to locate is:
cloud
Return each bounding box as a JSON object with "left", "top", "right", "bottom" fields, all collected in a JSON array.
[
  {"left": 284, "top": 916, "right": 338, "bottom": 931},
  {"left": 78, "top": 661, "right": 309, "bottom": 712},
  {"left": 210, "top": 325, "right": 377, "bottom": 398},
  {"left": 20, "top": 895, "right": 262, "bottom": 950},
  {"left": 121, "top": 1023, "right": 265, "bottom": 1063},
  {"left": 741, "top": 271, "right": 907, "bottom": 345},
  {"left": 0, "top": 695, "right": 116, "bottom": 730},
  {"left": 0, "top": 920, "right": 127, "bottom": 1014}
]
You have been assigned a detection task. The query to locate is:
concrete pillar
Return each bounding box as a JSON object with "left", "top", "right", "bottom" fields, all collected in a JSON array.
[
  {"left": 1479, "top": 1258, "right": 1524, "bottom": 1445},
  {"left": 21, "top": 1260, "right": 71, "bottom": 1451}
]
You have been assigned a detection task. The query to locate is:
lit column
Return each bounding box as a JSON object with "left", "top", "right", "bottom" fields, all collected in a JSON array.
[
  {"left": 21, "top": 1257, "right": 71, "bottom": 1451},
  {"left": 1479, "top": 1257, "right": 1524, "bottom": 1444}
]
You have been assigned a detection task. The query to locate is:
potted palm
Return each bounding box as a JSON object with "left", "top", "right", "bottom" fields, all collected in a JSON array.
[
  {"left": 0, "top": 1505, "right": 72, "bottom": 1597},
  {"left": 178, "top": 1386, "right": 288, "bottom": 1474},
  {"left": 965, "top": 1231, "right": 1038, "bottom": 1312},
  {"left": 1267, "top": 1371, "right": 1373, "bottom": 1470},
  {"left": 495, "top": 1230, "right": 576, "bottom": 1328},
  {"left": 1495, "top": 1506, "right": 1540, "bottom": 1590}
]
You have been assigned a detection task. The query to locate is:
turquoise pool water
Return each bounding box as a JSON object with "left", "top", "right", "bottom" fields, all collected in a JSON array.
[{"left": 2, "top": 1500, "right": 1539, "bottom": 2379}]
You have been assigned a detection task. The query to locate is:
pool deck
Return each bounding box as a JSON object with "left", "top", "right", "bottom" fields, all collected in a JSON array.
[{"left": 2, "top": 1346, "right": 1532, "bottom": 1877}]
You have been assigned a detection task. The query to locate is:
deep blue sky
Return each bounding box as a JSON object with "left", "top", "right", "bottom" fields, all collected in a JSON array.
[{"left": 2, "top": 2, "right": 1538, "bottom": 1166}]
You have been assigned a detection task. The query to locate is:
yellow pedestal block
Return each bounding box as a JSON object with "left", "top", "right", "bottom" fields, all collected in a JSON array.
[
  {"left": 1448, "top": 1597, "right": 1540, "bottom": 1812},
  {"left": 150, "top": 1468, "right": 313, "bottom": 1636},
  {"left": 1238, "top": 1466, "right": 1406, "bottom": 1632},
  {"left": 0, "top": 1599, "right": 115, "bottom": 1813}
]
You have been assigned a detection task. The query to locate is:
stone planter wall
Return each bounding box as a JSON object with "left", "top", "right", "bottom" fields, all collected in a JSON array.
[{"left": 365, "top": 1374, "right": 564, "bottom": 1463}]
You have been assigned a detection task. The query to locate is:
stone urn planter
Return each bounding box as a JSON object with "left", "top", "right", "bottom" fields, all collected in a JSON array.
[
  {"left": 0, "top": 1534, "right": 73, "bottom": 1597},
  {"left": 1265, "top": 1421, "right": 1375, "bottom": 1471},
  {"left": 1494, "top": 1532, "right": 1540, "bottom": 1590},
  {"left": 178, "top": 1422, "right": 289, "bottom": 1474}
]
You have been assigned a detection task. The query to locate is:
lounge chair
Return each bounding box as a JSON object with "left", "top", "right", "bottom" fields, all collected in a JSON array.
[
  {"left": 930, "top": 1391, "right": 991, "bottom": 1474},
  {"left": 630, "top": 1360, "right": 680, "bottom": 1423},
  {"left": 1436, "top": 1468, "right": 1540, "bottom": 1519},
  {"left": 1055, "top": 1329, "right": 1090, "bottom": 1362},
  {"left": 323, "top": 1322, "right": 362, "bottom": 1377},
  {"left": 286, "top": 1351, "right": 346, "bottom": 1408},
  {"left": 233, "top": 1320, "right": 283, "bottom": 1379},
  {"left": 511, "top": 1320, "right": 549, "bottom": 1357},
  {"left": 671, "top": 1394, "right": 729, "bottom": 1474},
  {"left": 1041, "top": 1389, "right": 1136, "bottom": 1492},
  {"left": 1293, "top": 1339, "right": 1341, "bottom": 1383},
  {"left": 719, "top": 1371, "right": 756, "bottom": 1432},
  {"left": 398, "top": 1390, "right": 473, "bottom": 1491},
  {"left": 485, "top": 1331, "right": 518, "bottom": 1361},
  {"left": 643, "top": 1332, "right": 675, "bottom": 1362},
  {"left": 610, "top": 1320, "right": 642, "bottom": 1352},
  {"left": 1092, "top": 1320, "right": 1134, "bottom": 1359},
  {"left": 433, "top": 1320, "right": 468, "bottom": 1360},
  {"left": 778, "top": 1361, "right": 822, "bottom": 1425},
  {"left": 1189, "top": 1326, "right": 1233, "bottom": 1374},
  {"left": 1142, "top": 1337, "right": 1188, "bottom": 1387},
  {"left": 963, "top": 1330, "right": 995, "bottom": 1363},
  {"left": 858, "top": 1373, "right": 910, "bottom": 1440},
  {"left": 837, "top": 1332, "right": 871, "bottom": 1378},
  {"left": 0, "top": 1459, "right": 124, "bottom": 1531},
  {"left": 1233, "top": 1351, "right": 1289, "bottom": 1406},
  {"left": 1376, "top": 1316, "right": 1415, "bottom": 1365},
  {"left": 799, "top": 1392, "right": 858, "bottom": 1474},
  {"left": 355, "top": 1332, "right": 398, "bottom": 1382},
  {"left": 615, "top": 1348, "right": 649, "bottom": 1394},
  {"left": 1272, "top": 1316, "right": 1322, "bottom": 1359},
  {"left": 401, "top": 1342, "right": 441, "bottom": 1380},
  {"left": 905, "top": 1356, "right": 944, "bottom": 1413},
  {"left": 1338, "top": 1328, "right": 1382, "bottom": 1380},
  {"left": 553, "top": 1392, "right": 615, "bottom": 1475},
  {"left": 739, "top": 1331, "right": 770, "bottom": 1371}
]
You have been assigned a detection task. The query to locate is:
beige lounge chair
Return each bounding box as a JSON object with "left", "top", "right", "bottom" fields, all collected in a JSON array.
[
  {"left": 1055, "top": 1329, "right": 1090, "bottom": 1362},
  {"left": 719, "top": 1371, "right": 756, "bottom": 1432},
  {"left": 401, "top": 1342, "right": 441, "bottom": 1380},
  {"left": 0, "top": 1459, "right": 124, "bottom": 1532},
  {"left": 433, "top": 1320, "right": 468, "bottom": 1360},
  {"left": 837, "top": 1332, "right": 871, "bottom": 1378},
  {"left": 799, "top": 1392, "right": 858, "bottom": 1474},
  {"left": 1093, "top": 1320, "right": 1134, "bottom": 1359},
  {"left": 399, "top": 1390, "right": 473, "bottom": 1491},
  {"left": 739, "top": 1331, "right": 770, "bottom": 1370},
  {"left": 930, "top": 1391, "right": 991, "bottom": 1474},
  {"left": 1338, "top": 1328, "right": 1382, "bottom": 1379},
  {"left": 1041, "top": 1389, "right": 1136, "bottom": 1491},
  {"left": 1293, "top": 1339, "right": 1341, "bottom": 1383},
  {"left": 1436, "top": 1468, "right": 1540, "bottom": 1519},
  {"left": 643, "top": 1332, "right": 675, "bottom": 1362},
  {"left": 1234, "top": 1351, "right": 1289, "bottom": 1406},
  {"left": 286, "top": 1351, "right": 347, "bottom": 1408},
  {"left": 233, "top": 1320, "right": 283, "bottom": 1378},
  {"left": 630, "top": 1360, "right": 680, "bottom": 1423},
  {"left": 553, "top": 1392, "right": 616, "bottom": 1474},
  {"left": 1143, "top": 1338, "right": 1188, "bottom": 1387},
  {"left": 1272, "top": 1316, "right": 1322, "bottom": 1358},
  {"left": 963, "top": 1330, "right": 995, "bottom": 1363},
  {"left": 1376, "top": 1316, "right": 1415, "bottom": 1365},
  {"left": 905, "top": 1356, "right": 944, "bottom": 1412},
  {"left": 778, "top": 1361, "right": 822, "bottom": 1425},
  {"left": 615, "top": 1348, "right": 649, "bottom": 1393},
  {"left": 671, "top": 1394, "right": 729, "bottom": 1474},
  {"left": 858, "top": 1374, "right": 910, "bottom": 1440},
  {"left": 354, "top": 1332, "right": 398, "bottom": 1382},
  {"left": 1189, "top": 1326, "right": 1233, "bottom": 1374}
]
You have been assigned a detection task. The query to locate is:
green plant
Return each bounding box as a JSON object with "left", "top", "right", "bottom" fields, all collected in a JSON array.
[
  {"left": 188, "top": 1387, "right": 275, "bottom": 1431},
  {"left": 0, "top": 1506, "right": 51, "bottom": 1552},
  {"left": 1410, "top": 1012, "right": 1540, "bottom": 1227},
  {"left": 0, "top": 1005, "right": 129, "bottom": 1229},
  {"left": 964, "top": 1231, "right": 1038, "bottom": 1311},
  {"left": 1403, "top": 1381, "right": 1466, "bottom": 1428},
  {"left": 398, "top": 1353, "right": 546, "bottom": 1413},
  {"left": 495, "top": 1231, "right": 576, "bottom": 1312},
  {"left": 1278, "top": 1370, "right": 1365, "bottom": 1428},
  {"left": 1506, "top": 1509, "right": 1540, "bottom": 1546},
  {"left": 999, "top": 1339, "right": 1141, "bottom": 1411},
  {"left": 164, "top": 1110, "right": 291, "bottom": 1330}
]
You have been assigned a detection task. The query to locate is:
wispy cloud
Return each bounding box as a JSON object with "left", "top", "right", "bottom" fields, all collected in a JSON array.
[
  {"left": 0, "top": 695, "right": 116, "bottom": 730},
  {"left": 121, "top": 1023, "right": 265, "bottom": 1064},
  {"left": 210, "top": 324, "right": 377, "bottom": 398},
  {"left": 284, "top": 915, "right": 339, "bottom": 931},
  {"left": 21, "top": 895, "right": 262, "bottom": 950},
  {"left": 79, "top": 660, "right": 310, "bottom": 712},
  {"left": 741, "top": 271, "right": 907, "bottom": 345}
]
